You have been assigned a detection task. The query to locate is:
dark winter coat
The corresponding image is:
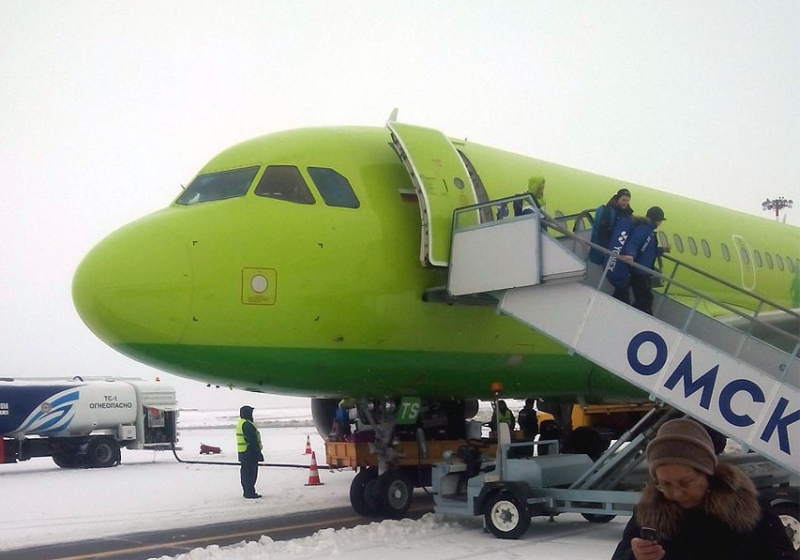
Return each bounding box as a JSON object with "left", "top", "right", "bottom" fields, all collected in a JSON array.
[
  {"left": 621, "top": 218, "right": 662, "bottom": 276},
  {"left": 611, "top": 462, "right": 795, "bottom": 560},
  {"left": 590, "top": 202, "right": 634, "bottom": 265},
  {"left": 604, "top": 214, "right": 635, "bottom": 288}
]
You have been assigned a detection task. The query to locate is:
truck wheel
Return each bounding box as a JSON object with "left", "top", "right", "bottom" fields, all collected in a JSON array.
[
  {"left": 485, "top": 491, "right": 530, "bottom": 540},
  {"left": 87, "top": 438, "right": 119, "bottom": 468},
  {"left": 377, "top": 470, "right": 413, "bottom": 519},
  {"left": 349, "top": 467, "right": 381, "bottom": 517},
  {"left": 52, "top": 451, "right": 83, "bottom": 469},
  {"left": 771, "top": 502, "right": 800, "bottom": 552}
]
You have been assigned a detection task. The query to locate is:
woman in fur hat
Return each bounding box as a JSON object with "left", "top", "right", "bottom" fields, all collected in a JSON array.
[{"left": 611, "top": 418, "right": 795, "bottom": 559}]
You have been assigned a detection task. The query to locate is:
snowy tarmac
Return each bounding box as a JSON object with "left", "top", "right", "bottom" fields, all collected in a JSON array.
[{"left": 0, "top": 410, "right": 627, "bottom": 559}]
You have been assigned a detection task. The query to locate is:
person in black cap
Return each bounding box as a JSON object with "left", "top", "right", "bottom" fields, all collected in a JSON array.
[
  {"left": 611, "top": 418, "right": 794, "bottom": 559},
  {"left": 619, "top": 206, "right": 670, "bottom": 314},
  {"left": 589, "top": 187, "right": 634, "bottom": 265},
  {"left": 236, "top": 405, "right": 264, "bottom": 499}
]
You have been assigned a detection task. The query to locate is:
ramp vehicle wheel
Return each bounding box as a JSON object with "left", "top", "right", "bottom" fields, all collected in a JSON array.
[
  {"left": 87, "top": 438, "right": 119, "bottom": 468},
  {"left": 377, "top": 470, "right": 413, "bottom": 518},
  {"left": 485, "top": 490, "right": 530, "bottom": 540},
  {"left": 582, "top": 513, "right": 616, "bottom": 523},
  {"left": 349, "top": 467, "right": 381, "bottom": 517},
  {"left": 771, "top": 503, "right": 800, "bottom": 552}
]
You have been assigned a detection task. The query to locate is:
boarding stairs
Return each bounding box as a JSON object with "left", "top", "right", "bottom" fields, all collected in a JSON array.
[{"left": 446, "top": 195, "right": 800, "bottom": 475}]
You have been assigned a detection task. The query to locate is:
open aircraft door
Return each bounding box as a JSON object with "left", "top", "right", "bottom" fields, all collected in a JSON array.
[{"left": 387, "top": 120, "right": 479, "bottom": 267}]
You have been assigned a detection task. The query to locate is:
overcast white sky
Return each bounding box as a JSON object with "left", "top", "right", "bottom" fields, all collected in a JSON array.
[{"left": 1, "top": 1, "right": 798, "bottom": 410}]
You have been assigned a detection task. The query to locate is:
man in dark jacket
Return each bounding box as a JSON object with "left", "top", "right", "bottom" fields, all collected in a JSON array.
[
  {"left": 517, "top": 398, "right": 539, "bottom": 440},
  {"left": 611, "top": 418, "right": 795, "bottom": 559},
  {"left": 236, "top": 405, "right": 263, "bottom": 499},
  {"left": 620, "top": 206, "right": 669, "bottom": 314}
]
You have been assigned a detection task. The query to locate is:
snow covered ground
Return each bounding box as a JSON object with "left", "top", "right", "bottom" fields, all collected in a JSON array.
[{"left": 0, "top": 408, "right": 627, "bottom": 559}]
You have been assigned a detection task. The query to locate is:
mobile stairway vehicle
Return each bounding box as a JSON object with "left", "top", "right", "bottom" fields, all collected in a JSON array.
[
  {"left": 427, "top": 191, "right": 800, "bottom": 547},
  {"left": 432, "top": 414, "right": 799, "bottom": 545}
]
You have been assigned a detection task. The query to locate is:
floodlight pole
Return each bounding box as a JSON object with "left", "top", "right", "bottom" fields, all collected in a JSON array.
[{"left": 762, "top": 196, "right": 793, "bottom": 221}]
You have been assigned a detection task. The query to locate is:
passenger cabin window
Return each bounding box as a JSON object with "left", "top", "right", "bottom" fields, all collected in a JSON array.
[
  {"left": 255, "top": 166, "right": 315, "bottom": 204},
  {"left": 753, "top": 250, "right": 763, "bottom": 267},
  {"left": 765, "top": 252, "right": 774, "bottom": 269},
  {"left": 687, "top": 236, "right": 698, "bottom": 256},
  {"left": 673, "top": 234, "right": 684, "bottom": 253},
  {"left": 739, "top": 247, "right": 750, "bottom": 265},
  {"left": 176, "top": 166, "right": 260, "bottom": 205},
  {"left": 789, "top": 258, "right": 796, "bottom": 273},
  {"left": 307, "top": 167, "right": 360, "bottom": 208},
  {"left": 658, "top": 232, "right": 668, "bottom": 249},
  {"left": 701, "top": 239, "right": 711, "bottom": 258},
  {"left": 777, "top": 255, "right": 785, "bottom": 271},
  {"left": 721, "top": 243, "right": 731, "bottom": 262}
]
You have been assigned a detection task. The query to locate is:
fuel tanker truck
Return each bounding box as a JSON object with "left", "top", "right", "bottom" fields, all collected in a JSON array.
[{"left": 0, "top": 376, "right": 178, "bottom": 468}]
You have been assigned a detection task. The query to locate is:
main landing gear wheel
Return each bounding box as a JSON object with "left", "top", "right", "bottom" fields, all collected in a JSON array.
[
  {"left": 376, "top": 470, "right": 413, "bottom": 519},
  {"left": 484, "top": 491, "right": 530, "bottom": 540},
  {"left": 349, "top": 467, "right": 381, "bottom": 517}
]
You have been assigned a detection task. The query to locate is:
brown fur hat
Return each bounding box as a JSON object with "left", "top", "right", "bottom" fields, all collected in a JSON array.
[{"left": 646, "top": 418, "right": 717, "bottom": 477}]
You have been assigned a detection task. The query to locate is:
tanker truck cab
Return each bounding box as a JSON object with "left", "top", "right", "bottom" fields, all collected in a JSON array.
[{"left": 0, "top": 377, "right": 178, "bottom": 469}]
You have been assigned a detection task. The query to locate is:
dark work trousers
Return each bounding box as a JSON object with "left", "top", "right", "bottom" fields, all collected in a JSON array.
[
  {"left": 240, "top": 460, "right": 259, "bottom": 497},
  {"left": 630, "top": 274, "right": 654, "bottom": 315},
  {"left": 611, "top": 282, "right": 631, "bottom": 305}
]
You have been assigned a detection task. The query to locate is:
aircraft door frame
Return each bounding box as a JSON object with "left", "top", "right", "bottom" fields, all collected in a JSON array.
[
  {"left": 731, "top": 234, "right": 756, "bottom": 290},
  {"left": 387, "top": 121, "right": 478, "bottom": 267}
]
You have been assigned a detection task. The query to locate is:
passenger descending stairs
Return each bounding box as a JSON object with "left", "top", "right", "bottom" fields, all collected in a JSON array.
[{"left": 446, "top": 197, "right": 800, "bottom": 475}]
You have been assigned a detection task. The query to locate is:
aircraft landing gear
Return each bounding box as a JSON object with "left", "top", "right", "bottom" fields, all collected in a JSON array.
[
  {"left": 348, "top": 467, "right": 414, "bottom": 518},
  {"left": 349, "top": 467, "right": 381, "bottom": 517}
]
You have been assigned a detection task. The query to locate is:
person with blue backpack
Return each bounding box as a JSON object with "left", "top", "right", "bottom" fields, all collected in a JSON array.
[
  {"left": 604, "top": 210, "right": 636, "bottom": 303},
  {"left": 589, "top": 188, "right": 634, "bottom": 265},
  {"left": 619, "top": 206, "right": 670, "bottom": 315}
]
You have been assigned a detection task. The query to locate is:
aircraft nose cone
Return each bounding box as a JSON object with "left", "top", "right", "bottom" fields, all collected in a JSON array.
[{"left": 73, "top": 217, "right": 192, "bottom": 349}]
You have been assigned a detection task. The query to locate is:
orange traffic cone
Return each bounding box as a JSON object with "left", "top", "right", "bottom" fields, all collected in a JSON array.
[
  {"left": 305, "top": 451, "right": 324, "bottom": 486},
  {"left": 303, "top": 435, "right": 312, "bottom": 455}
]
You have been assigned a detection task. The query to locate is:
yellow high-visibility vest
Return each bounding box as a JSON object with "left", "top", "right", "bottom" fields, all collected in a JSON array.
[{"left": 236, "top": 418, "right": 262, "bottom": 452}]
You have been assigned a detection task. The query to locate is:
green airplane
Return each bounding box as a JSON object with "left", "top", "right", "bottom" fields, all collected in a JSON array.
[{"left": 72, "top": 120, "right": 799, "bottom": 512}]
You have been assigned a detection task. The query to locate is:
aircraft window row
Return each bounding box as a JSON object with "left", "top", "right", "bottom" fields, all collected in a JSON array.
[
  {"left": 176, "top": 166, "right": 260, "bottom": 205},
  {"left": 176, "top": 164, "right": 359, "bottom": 209},
  {"left": 667, "top": 231, "right": 799, "bottom": 274}
]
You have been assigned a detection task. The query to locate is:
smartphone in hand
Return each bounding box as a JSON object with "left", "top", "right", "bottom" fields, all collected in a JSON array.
[{"left": 640, "top": 527, "right": 660, "bottom": 543}]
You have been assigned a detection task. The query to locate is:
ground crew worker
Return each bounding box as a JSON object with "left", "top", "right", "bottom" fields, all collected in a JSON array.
[
  {"left": 490, "top": 400, "right": 516, "bottom": 436},
  {"left": 236, "top": 405, "right": 263, "bottom": 499}
]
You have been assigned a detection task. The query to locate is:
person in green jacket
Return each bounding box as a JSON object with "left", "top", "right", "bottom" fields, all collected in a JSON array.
[
  {"left": 490, "top": 400, "right": 516, "bottom": 436},
  {"left": 236, "top": 405, "right": 263, "bottom": 499}
]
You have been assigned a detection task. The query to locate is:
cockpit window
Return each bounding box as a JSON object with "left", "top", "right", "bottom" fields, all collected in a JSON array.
[
  {"left": 176, "top": 166, "right": 259, "bottom": 205},
  {"left": 254, "top": 165, "right": 315, "bottom": 204},
  {"left": 307, "top": 167, "right": 360, "bottom": 208}
]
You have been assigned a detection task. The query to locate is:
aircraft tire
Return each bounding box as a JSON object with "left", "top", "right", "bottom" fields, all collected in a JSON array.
[
  {"left": 349, "top": 467, "right": 381, "bottom": 517},
  {"left": 376, "top": 470, "right": 413, "bottom": 519},
  {"left": 87, "top": 437, "right": 119, "bottom": 468},
  {"left": 484, "top": 490, "right": 530, "bottom": 540},
  {"left": 770, "top": 502, "right": 800, "bottom": 552}
]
